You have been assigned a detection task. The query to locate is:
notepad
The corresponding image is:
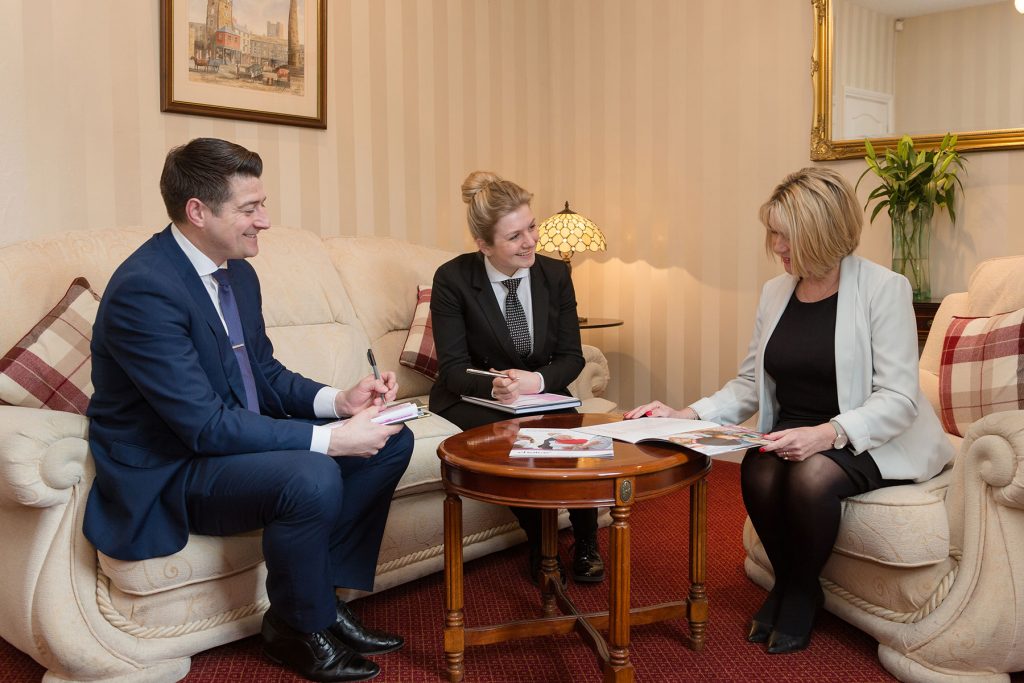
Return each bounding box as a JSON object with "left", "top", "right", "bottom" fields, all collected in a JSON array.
[
  {"left": 459, "top": 392, "right": 582, "bottom": 415},
  {"left": 371, "top": 402, "right": 430, "bottom": 425}
]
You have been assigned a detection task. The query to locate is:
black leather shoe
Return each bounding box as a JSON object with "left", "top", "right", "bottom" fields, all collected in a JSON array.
[
  {"left": 766, "top": 629, "right": 811, "bottom": 654},
  {"left": 571, "top": 536, "right": 605, "bottom": 583},
  {"left": 746, "top": 619, "right": 773, "bottom": 644},
  {"left": 331, "top": 599, "right": 404, "bottom": 655},
  {"left": 529, "top": 547, "right": 567, "bottom": 589},
  {"left": 261, "top": 611, "right": 380, "bottom": 682}
]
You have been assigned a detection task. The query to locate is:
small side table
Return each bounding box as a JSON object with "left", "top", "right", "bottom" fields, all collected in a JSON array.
[
  {"left": 912, "top": 298, "right": 943, "bottom": 352},
  {"left": 578, "top": 317, "right": 624, "bottom": 330},
  {"left": 437, "top": 413, "right": 710, "bottom": 682}
]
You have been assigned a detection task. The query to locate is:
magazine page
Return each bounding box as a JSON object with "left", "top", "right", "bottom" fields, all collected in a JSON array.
[
  {"left": 509, "top": 428, "right": 615, "bottom": 458},
  {"left": 578, "top": 417, "right": 720, "bottom": 443},
  {"left": 656, "top": 424, "right": 771, "bottom": 456},
  {"left": 579, "top": 418, "right": 769, "bottom": 456}
]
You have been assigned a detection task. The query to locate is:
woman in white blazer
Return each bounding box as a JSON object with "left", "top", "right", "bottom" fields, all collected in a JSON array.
[{"left": 627, "top": 167, "right": 954, "bottom": 654}]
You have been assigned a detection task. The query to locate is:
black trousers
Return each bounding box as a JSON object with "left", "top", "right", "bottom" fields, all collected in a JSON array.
[{"left": 184, "top": 427, "right": 414, "bottom": 633}]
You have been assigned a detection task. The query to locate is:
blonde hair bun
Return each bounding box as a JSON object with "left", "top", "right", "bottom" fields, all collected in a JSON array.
[
  {"left": 461, "top": 171, "right": 503, "bottom": 205},
  {"left": 460, "top": 171, "right": 533, "bottom": 243}
]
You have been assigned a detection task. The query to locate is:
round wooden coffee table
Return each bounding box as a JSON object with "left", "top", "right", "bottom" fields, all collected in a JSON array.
[{"left": 438, "top": 413, "right": 710, "bottom": 682}]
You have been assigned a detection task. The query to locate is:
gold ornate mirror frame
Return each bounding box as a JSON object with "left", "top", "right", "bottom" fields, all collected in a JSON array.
[{"left": 810, "top": 0, "right": 1024, "bottom": 161}]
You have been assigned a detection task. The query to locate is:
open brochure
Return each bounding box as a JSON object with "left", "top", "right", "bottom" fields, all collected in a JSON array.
[
  {"left": 460, "top": 392, "right": 582, "bottom": 415},
  {"left": 509, "top": 428, "right": 614, "bottom": 458},
  {"left": 578, "top": 417, "right": 771, "bottom": 457}
]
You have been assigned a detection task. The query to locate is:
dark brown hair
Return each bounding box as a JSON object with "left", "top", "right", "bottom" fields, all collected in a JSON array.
[{"left": 159, "top": 138, "right": 263, "bottom": 223}]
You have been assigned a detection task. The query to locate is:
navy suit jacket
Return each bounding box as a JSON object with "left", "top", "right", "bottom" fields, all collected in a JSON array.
[
  {"left": 84, "top": 227, "right": 326, "bottom": 560},
  {"left": 428, "top": 252, "right": 585, "bottom": 415}
]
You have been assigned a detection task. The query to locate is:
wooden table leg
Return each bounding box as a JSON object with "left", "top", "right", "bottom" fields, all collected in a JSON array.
[
  {"left": 605, "top": 503, "right": 634, "bottom": 682},
  {"left": 443, "top": 492, "right": 465, "bottom": 681},
  {"left": 539, "top": 508, "right": 559, "bottom": 617},
  {"left": 687, "top": 477, "right": 708, "bottom": 651}
]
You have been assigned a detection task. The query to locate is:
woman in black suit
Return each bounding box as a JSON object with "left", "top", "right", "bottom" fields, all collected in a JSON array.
[{"left": 428, "top": 171, "right": 604, "bottom": 585}]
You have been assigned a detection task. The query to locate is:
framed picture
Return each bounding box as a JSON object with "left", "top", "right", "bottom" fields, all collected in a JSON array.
[{"left": 160, "top": 0, "right": 327, "bottom": 129}]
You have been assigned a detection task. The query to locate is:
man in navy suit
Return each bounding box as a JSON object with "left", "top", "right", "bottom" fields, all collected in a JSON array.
[{"left": 84, "top": 138, "right": 412, "bottom": 682}]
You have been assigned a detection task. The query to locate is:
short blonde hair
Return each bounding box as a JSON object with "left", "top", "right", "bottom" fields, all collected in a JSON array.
[
  {"left": 461, "top": 171, "right": 533, "bottom": 244},
  {"left": 759, "top": 167, "right": 862, "bottom": 278}
]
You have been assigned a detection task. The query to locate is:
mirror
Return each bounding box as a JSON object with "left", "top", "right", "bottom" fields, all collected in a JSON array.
[{"left": 811, "top": 0, "right": 1024, "bottom": 160}]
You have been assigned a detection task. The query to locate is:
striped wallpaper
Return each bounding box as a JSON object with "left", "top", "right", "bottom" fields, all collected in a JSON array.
[
  {"left": 2, "top": 0, "right": 1023, "bottom": 410},
  {"left": 896, "top": 2, "right": 1024, "bottom": 134}
]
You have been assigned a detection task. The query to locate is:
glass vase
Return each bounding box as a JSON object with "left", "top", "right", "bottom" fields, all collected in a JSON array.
[{"left": 891, "top": 204, "right": 933, "bottom": 302}]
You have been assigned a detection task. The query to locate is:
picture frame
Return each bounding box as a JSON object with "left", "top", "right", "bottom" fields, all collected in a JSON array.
[{"left": 160, "top": 0, "right": 327, "bottom": 129}]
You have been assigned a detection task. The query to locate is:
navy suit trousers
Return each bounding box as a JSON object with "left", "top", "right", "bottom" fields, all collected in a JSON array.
[{"left": 185, "top": 426, "right": 414, "bottom": 632}]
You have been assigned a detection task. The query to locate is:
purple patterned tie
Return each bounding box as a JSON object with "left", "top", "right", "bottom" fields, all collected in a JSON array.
[{"left": 212, "top": 269, "right": 260, "bottom": 413}]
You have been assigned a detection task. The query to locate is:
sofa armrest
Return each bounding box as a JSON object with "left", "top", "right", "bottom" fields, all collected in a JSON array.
[
  {"left": 955, "top": 410, "right": 1024, "bottom": 511},
  {"left": 0, "top": 406, "right": 90, "bottom": 508},
  {"left": 945, "top": 407, "right": 1024, "bottom": 577},
  {"left": 568, "top": 344, "right": 611, "bottom": 401}
]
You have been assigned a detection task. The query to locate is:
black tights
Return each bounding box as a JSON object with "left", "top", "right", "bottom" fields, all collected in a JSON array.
[{"left": 741, "top": 450, "right": 860, "bottom": 636}]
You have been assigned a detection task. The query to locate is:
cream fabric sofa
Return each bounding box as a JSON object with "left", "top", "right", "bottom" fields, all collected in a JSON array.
[
  {"left": 744, "top": 255, "right": 1024, "bottom": 682},
  {"left": 0, "top": 227, "right": 614, "bottom": 682}
]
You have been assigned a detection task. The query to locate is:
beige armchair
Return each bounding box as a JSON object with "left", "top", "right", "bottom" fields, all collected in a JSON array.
[{"left": 744, "top": 255, "right": 1024, "bottom": 682}]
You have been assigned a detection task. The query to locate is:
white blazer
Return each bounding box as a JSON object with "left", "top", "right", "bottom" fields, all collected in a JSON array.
[{"left": 690, "top": 254, "right": 954, "bottom": 483}]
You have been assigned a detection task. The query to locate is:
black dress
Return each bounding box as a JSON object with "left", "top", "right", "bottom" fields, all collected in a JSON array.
[{"left": 763, "top": 291, "right": 887, "bottom": 494}]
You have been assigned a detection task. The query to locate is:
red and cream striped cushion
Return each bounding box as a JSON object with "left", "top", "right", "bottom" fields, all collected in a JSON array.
[
  {"left": 939, "top": 307, "right": 1024, "bottom": 437},
  {"left": 399, "top": 285, "right": 438, "bottom": 381},
  {"left": 0, "top": 278, "right": 99, "bottom": 415}
]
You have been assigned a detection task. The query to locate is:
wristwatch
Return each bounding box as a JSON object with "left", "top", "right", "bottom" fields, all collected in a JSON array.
[{"left": 829, "top": 419, "right": 849, "bottom": 449}]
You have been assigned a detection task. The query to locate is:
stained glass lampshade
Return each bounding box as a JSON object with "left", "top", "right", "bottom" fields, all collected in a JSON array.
[
  {"left": 536, "top": 201, "right": 607, "bottom": 322},
  {"left": 536, "top": 201, "right": 607, "bottom": 271}
]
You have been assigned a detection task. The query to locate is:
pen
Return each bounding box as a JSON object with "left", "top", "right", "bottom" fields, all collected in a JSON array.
[
  {"left": 366, "top": 348, "right": 387, "bottom": 406},
  {"left": 466, "top": 368, "right": 510, "bottom": 379}
]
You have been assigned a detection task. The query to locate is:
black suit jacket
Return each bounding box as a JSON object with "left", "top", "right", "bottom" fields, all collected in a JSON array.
[{"left": 428, "top": 252, "right": 585, "bottom": 416}]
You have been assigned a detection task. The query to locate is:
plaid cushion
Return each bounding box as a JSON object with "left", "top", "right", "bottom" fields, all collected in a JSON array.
[
  {"left": 0, "top": 278, "right": 100, "bottom": 415},
  {"left": 939, "top": 307, "right": 1024, "bottom": 437},
  {"left": 399, "top": 285, "right": 438, "bottom": 381}
]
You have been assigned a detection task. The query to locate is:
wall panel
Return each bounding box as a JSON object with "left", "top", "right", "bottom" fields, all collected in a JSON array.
[{"left": 2, "top": 1, "right": 1023, "bottom": 410}]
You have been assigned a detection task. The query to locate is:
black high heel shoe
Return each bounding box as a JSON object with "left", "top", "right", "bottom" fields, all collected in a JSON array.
[
  {"left": 766, "top": 629, "right": 811, "bottom": 654},
  {"left": 746, "top": 619, "right": 773, "bottom": 643}
]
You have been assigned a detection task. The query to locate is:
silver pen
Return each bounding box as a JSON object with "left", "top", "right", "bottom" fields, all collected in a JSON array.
[{"left": 466, "top": 368, "right": 510, "bottom": 379}]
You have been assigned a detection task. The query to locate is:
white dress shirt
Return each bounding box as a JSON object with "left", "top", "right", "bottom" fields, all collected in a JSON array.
[{"left": 171, "top": 225, "right": 339, "bottom": 453}]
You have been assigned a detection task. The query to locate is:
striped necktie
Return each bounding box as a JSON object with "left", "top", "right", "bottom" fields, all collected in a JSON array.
[{"left": 212, "top": 269, "right": 260, "bottom": 413}]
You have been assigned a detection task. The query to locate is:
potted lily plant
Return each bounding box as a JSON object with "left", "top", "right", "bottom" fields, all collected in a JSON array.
[{"left": 856, "top": 133, "right": 966, "bottom": 301}]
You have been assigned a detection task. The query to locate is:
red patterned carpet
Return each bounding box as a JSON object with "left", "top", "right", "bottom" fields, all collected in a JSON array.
[{"left": 2, "top": 461, "right": 1021, "bottom": 682}]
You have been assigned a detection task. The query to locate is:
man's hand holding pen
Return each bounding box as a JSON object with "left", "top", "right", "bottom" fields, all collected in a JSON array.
[{"left": 332, "top": 350, "right": 399, "bottom": 417}]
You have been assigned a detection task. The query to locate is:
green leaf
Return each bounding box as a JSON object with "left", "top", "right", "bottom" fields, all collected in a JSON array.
[{"left": 870, "top": 201, "right": 888, "bottom": 223}]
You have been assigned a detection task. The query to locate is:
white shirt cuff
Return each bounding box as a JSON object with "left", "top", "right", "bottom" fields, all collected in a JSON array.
[
  {"left": 314, "top": 387, "right": 342, "bottom": 418},
  {"left": 310, "top": 425, "right": 332, "bottom": 454},
  {"left": 535, "top": 372, "right": 545, "bottom": 393}
]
